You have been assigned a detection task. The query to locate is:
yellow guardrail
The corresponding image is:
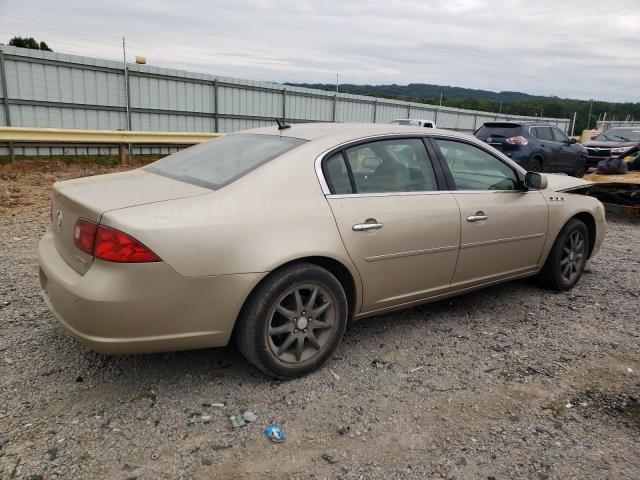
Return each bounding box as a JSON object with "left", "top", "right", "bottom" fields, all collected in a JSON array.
[{"left": 0, "top": 126, "right": 221, "bottom": 144}]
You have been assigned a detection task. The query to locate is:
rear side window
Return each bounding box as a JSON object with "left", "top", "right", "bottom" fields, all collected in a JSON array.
[
  {"left": 324, "top": 152, "right": 353, "bottom": 194},
  {"left": 146, "top": 134, "right": 306, "bottom": 189},
  {"left": 323, "top": 138, "right": 438, "bottom": 194},
  {"left": 475, "top": 124, "right": 521, "bottom": 139}
]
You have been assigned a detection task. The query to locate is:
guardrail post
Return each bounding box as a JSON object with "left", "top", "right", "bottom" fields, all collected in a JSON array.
[
  {"left": 119, "top": 143, "right": 127, "bottom": 165},
  {"left": 0, "top": 48, "right": 15, "bottom": 161}
]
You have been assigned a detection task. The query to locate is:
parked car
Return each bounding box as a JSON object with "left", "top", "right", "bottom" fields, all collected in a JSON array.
[
  {"left": 474, "top": 122, "right": 587, "bottom": 177},
  {"left": 583, "top": 127, "right": 640, "bottom": 168},
  {"left": 39, "top": 123, "right": 606, "bottom": 378},
  {"left": 391, "top": 118, "right": 436, "bottom": 128}
]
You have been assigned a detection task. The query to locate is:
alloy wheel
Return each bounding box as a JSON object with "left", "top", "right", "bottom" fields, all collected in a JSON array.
[
  {"left": 266, "top": 283, "right": 336, "bottom": 364},
  {"left": 560, "top": 230, "right": 585, "bottom": 283}
]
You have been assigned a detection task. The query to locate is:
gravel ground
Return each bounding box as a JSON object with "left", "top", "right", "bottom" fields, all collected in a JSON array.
[{"left": 1, "top": 162, "right": 639, "bottom": 480}]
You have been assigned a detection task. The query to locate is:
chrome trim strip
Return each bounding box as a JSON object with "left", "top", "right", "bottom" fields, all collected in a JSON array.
[
  {"left": 327, "top": 190, "right": 444, "bottom": 199},
  {"left": 327, "top": 190, "right": 536, "bottom": 199},
  {"left": 365, "top": 244, "right": 458, "bottom": 262},
  {"left": 460, "top": 232, "right": 545, "bottom": 249}
]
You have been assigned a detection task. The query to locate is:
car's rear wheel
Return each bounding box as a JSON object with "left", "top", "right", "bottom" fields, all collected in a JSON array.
[
  {"left": 570, "top": 157, "right": 586, "bottom": 178},
  {"left": 537, "top": 218, "right": 589, "bottom": 291},
  {"left": 529, "top": 157, "right": 543, "bottom": 172},
  {"left": 235, "top": 263, "right": 348, "bottom": 378}
]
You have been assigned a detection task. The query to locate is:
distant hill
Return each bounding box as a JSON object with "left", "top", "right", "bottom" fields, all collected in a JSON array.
[
  {"left": 286, "top": 82, "right": 639, "bottom": 133},
  {"left": 287, "top": 82, "right": 547, "bottom": 103}
]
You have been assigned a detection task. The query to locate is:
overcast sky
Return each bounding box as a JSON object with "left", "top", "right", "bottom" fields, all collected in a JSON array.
[{"left": 0, "top": 0, "right": 638, "bottom": 102}]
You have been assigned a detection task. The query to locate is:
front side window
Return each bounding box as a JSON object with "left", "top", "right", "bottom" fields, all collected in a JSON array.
[
  {"left": 342, "top": 138, "right": 438, "bottom": 193},
  {"left": 146, "top": 134, "right": 306, "bottom": 189},
  {"left": 434, "top": 139, "right": 519, "bottom": 191},
  {"left": 533, "top": 126, "right": 554, "bottom": 141},
  {"left": 552, "top": 127, "right": 569, "bottom": 143}
]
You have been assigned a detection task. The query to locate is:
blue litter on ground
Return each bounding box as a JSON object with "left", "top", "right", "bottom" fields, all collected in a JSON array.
[{"left": 264, "top": 424, "right": 286, "bottom": 443}]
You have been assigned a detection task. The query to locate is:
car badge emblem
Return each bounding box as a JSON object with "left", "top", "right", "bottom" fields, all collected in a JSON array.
[
  {"left": 487, "top": 137, "right": 492, "bottom": 142},
  {"left": 56, "top": 210, "right": 63, "bottom": 230},
  {"left": 593, "top": 147, "right": 600, "bottom": 152}
]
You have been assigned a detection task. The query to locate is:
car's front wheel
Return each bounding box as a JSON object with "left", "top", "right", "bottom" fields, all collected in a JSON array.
[
  {"left": 537, "top": 218, "right": 589, "bottom": 291},
  {"left": 570, "top": 157, "right": 586, "bottom": 178},
  {"left": 235, "top": 263, "right": 348, "bottom": 378}
]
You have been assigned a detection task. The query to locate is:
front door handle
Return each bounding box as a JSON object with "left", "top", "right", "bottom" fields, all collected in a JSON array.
[
  {"left": 352, "top": 222, "right": 383, "bottom": 231},
  {"left": 466, "top": 211, "right": 489, "bottom": 222}
]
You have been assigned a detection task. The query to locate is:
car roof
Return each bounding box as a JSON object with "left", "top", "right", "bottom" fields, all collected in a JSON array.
[{"left": 241, "top": 122, "right": 468, "bottom": 144}]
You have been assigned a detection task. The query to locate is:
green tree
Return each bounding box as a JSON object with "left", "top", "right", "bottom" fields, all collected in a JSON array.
[{"left": 8, "top": 36, "right": 53, "bottom": 51}]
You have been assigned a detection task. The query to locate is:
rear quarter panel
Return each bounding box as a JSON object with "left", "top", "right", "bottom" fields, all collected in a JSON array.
[{"left": 99, "top": 142, "right": 363, "bottom": 307}]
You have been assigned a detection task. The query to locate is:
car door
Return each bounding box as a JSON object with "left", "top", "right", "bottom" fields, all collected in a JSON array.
[
  {"left": 431, "top": 137, "right": 548, "bottom": 288},
  {"left": 551, "top": 127, "right": 575, "bottom": 172},
  {"left": 320, "top": 137, "right": 461, "bottom": 313},
  {"left": 533, "top": 126, "right": 561, "bottom": 171}
]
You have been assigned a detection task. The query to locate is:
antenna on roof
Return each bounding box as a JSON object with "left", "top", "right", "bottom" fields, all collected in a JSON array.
[{"left": 275, "top": 117, "right": 291, "bottom": 130}]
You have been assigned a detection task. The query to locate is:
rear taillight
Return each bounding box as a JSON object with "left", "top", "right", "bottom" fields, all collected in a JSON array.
[
  {"left": 73, "top": 218, "right": 98, "bottom": 255},
  {"left": 506, "top": 135, "right": 529, "bottom": 145},
  {"left": 73, "top": 219, "right": 160, "bottom": 263}
]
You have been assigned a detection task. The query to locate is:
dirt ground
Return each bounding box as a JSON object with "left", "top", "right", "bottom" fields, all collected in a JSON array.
[{"left": 1, "top": 161, "right": 639, "bottom": 480}]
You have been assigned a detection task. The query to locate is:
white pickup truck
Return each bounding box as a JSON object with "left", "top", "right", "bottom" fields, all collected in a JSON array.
[{"left": 390, "top": 119, "right": 436, "bottom": 128}]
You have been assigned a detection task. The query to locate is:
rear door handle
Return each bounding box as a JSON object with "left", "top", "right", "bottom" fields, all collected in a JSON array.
[
  {"left": 352, "top": 223, "right": 383, "bottom": 231},
  {"left": 466, "top": 211, "right": 488, "bottom": 222}
]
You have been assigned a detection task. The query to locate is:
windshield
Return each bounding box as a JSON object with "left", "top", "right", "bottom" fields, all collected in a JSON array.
[
  {"left": 146, "top": 134, "right": 306, "bottom": 189},
  {"left": 595, "top": 129, "right": 640, "bottom": 142}
]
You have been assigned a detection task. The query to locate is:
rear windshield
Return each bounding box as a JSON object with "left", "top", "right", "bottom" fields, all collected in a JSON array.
[
  {"left": 146, "top": 134, "right": 306, "bottom": 189},
  {"left": 475, "top": 124, "right": 521, "bottom": 138},
  {"left": 595, "top": 129, "right": 640, "bottom": 142}
]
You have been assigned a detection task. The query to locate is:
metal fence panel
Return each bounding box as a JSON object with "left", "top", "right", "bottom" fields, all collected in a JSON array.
[{"left": 0, "top": 45, "right": 571, "bottom": 156}]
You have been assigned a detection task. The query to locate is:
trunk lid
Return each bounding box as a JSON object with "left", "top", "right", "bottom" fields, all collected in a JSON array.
[{"left": 51, "top": 169, "right": 210, "bottom": 274}]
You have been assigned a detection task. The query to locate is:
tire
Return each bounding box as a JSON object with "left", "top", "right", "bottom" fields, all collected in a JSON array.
[
  {"left": 529, "top": 157, "right": 543, "bottom": 172},
  {"left": 570, "top": 158, "right": 586, "bottom": 178},
  {"left": 537, "top": 219, "right": 589, "bottom": 291},
  {"left": 235, "top": 262, "right": 348, "bottom": 378}
]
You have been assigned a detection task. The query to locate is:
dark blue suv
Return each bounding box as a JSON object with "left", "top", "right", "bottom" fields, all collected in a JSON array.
[{"left": 474, "top": 122, "right": 587, "bottom": 177}]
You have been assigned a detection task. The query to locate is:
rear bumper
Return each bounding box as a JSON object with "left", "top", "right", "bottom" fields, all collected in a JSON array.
[{"left": 38, "top": 229, "right": 264, "bottom": 355}]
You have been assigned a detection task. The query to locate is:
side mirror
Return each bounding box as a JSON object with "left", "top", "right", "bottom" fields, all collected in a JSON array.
[
  {"left": 570, "top": 138, "right": 577, "bottom": 144},
  {"left": 525, "top": 172, "right": 548, "bottom": 190}
]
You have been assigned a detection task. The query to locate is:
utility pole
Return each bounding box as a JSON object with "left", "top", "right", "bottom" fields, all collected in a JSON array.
[
  {"left": 439, "top": 92, "right": 443, "bottom": 106},
  {"left": 587, "top": 99, "right": 593, "bottom": 130},
  {"left": 336, "top": 73, "right": 339, "bottom": 93},
  {"left": 570, "top": 111, "right": 577, "bottom": 137}
]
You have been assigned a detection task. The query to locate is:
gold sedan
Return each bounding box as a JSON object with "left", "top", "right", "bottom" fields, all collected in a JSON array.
[{"left": 38, "top": 123, "right": 606, "bottom": 378}]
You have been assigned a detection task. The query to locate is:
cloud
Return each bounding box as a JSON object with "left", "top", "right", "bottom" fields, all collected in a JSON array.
[{"left": 0, "top": 0, "right": 638, "bottom": 102}]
